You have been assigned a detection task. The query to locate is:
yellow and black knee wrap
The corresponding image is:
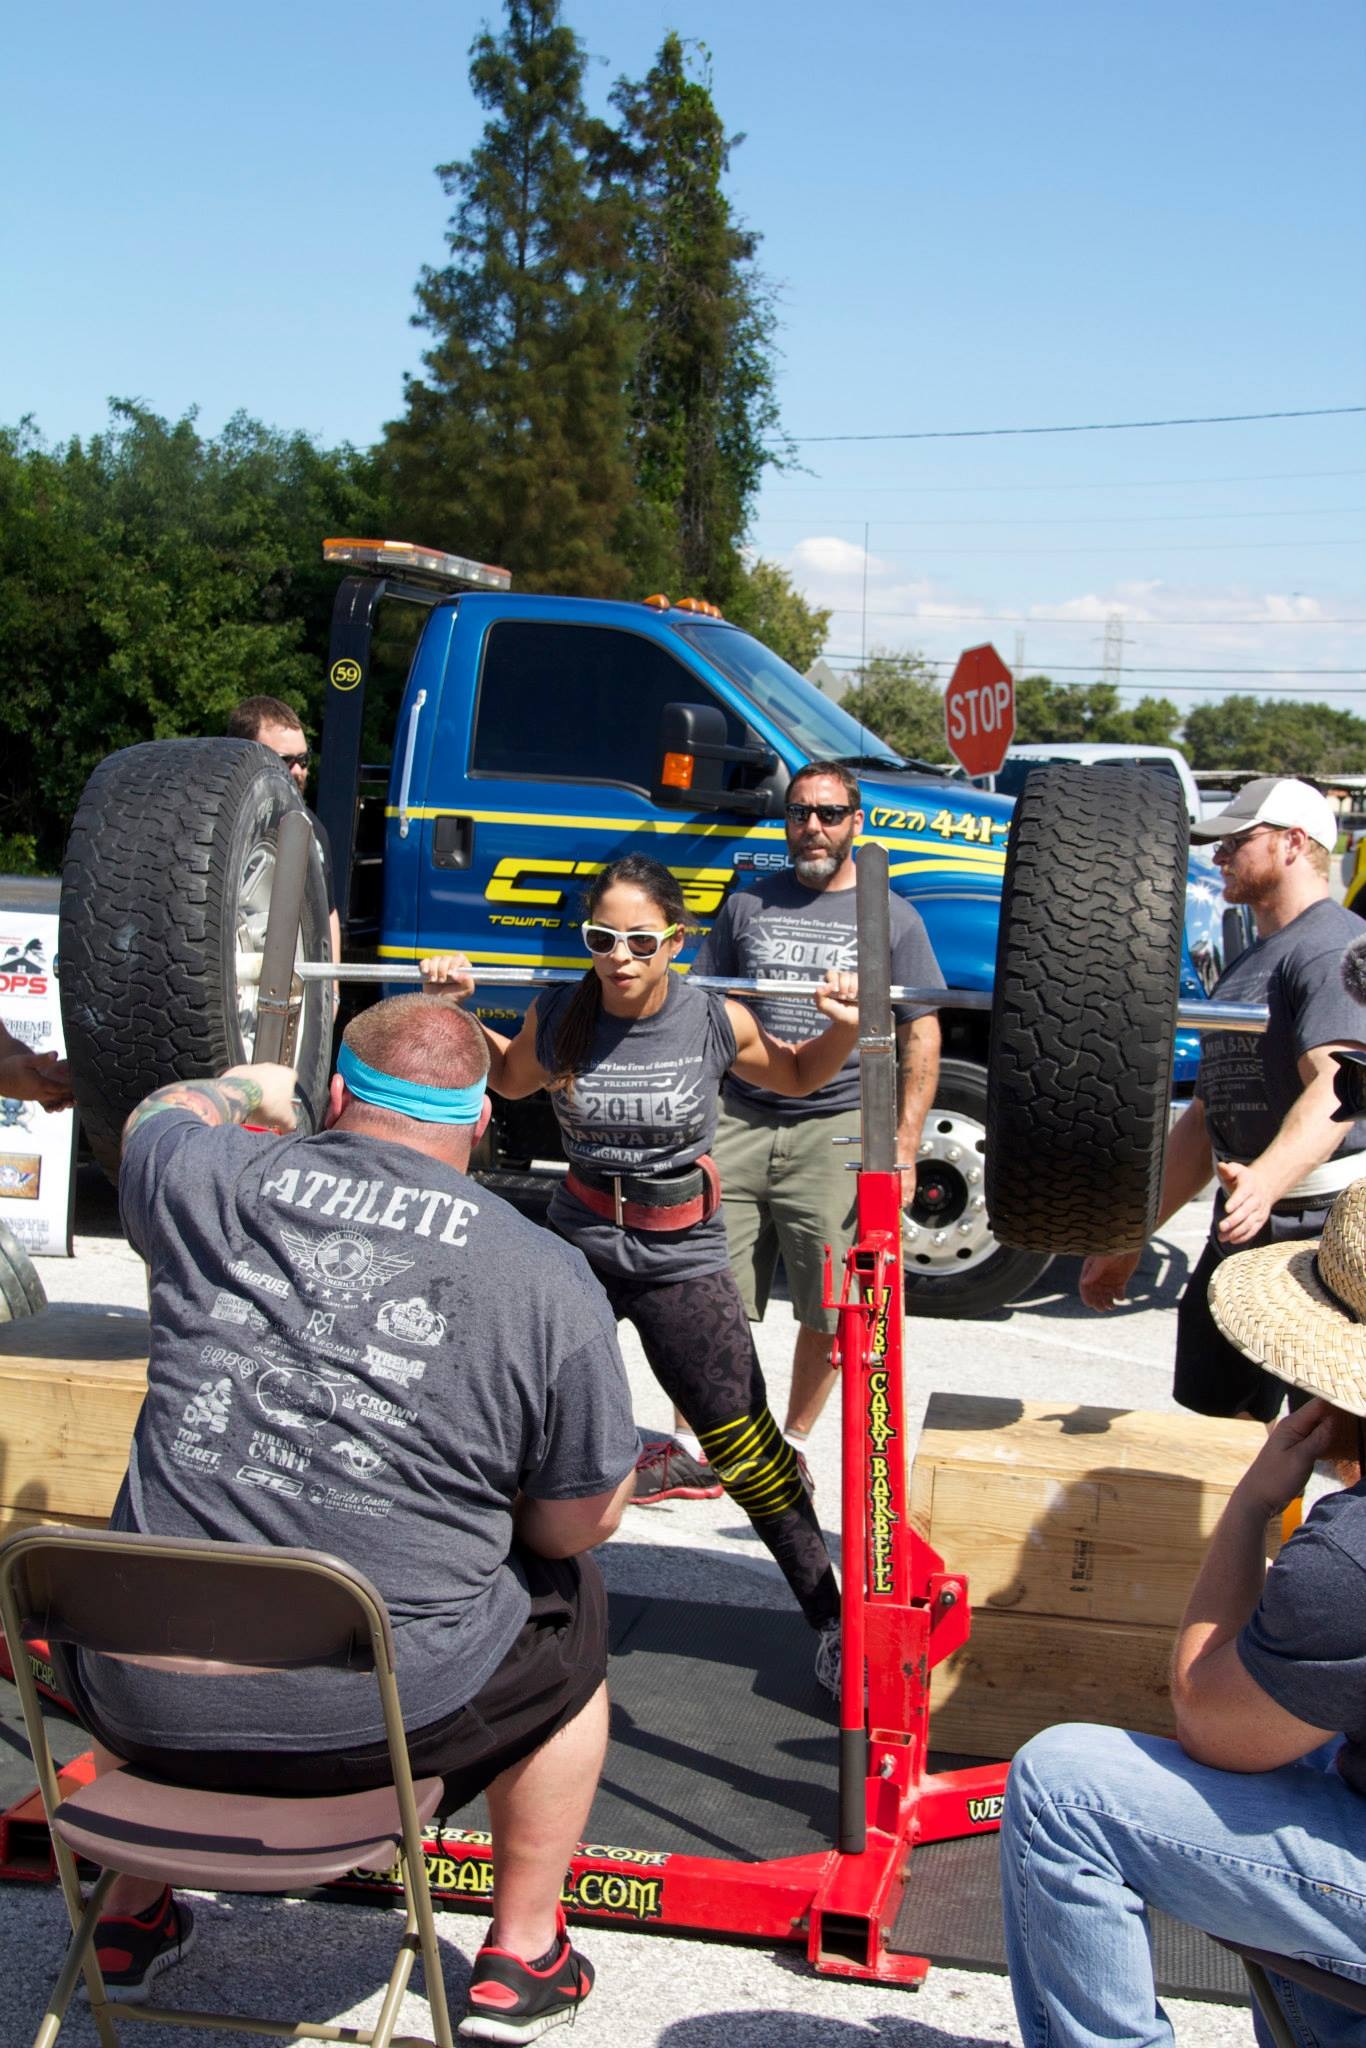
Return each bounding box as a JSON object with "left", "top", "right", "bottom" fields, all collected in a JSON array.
[{"left": 698, "top": 1407, "right": 806, "bottom": 1520}]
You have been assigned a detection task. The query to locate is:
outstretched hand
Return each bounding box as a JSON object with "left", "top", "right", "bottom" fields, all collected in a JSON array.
[
  {"left": 419, "top": 954, "right": 477, "bottom": 1002},
  {"left": 0, "top": 1048, "right": 73, "bottom": 1111},
  {"left": 1079, "top": 1249, "right": 1142, "bottom": 1311},
  {"left": 1216, "top": 1158, "right": 1276, "bottom": 1245},
  {"left": 813, "top": 968, "right": 859, "bottom": 1030}
]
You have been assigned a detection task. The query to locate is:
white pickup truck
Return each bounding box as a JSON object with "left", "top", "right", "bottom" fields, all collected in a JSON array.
[{"left": 993, "top": 743, "right": 1205, "bottom": 825}]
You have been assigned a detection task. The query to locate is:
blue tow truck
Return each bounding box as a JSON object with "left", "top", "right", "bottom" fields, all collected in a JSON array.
[{"left": 305, "top": 538, "right": 1230, "bottom": 1318}]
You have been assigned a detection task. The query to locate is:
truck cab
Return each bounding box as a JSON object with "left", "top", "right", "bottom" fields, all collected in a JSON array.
[{"left": 314, "top": 540, "right": 1229, "bottom": 1317}]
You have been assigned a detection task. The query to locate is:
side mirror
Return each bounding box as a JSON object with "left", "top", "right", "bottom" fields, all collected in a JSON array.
[{"left": 652, "top": 703, "right": 778, "bottom": 815}]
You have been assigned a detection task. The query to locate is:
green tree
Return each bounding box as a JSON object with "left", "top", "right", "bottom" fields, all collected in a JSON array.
[
  {"left": 1183, "top": 694, "right": 1366, "bottom": 775},
  {"left": 838, "top": 649, "right": 951, "bottom": 763},
  {"left": 606, "top": 34, "right": 785, "bottom": 603},
  {"left": 383, "top": 0, "right": 636, "bottom": 594},
  {"left": 0, "top": 404, "right": 383, "bottom": 868},
  {"left": 1013, "top": 674, "right": 1182, "bottom": 748},
  {"left": 725, "top": 558, "right": 830, "bottom": 671}
]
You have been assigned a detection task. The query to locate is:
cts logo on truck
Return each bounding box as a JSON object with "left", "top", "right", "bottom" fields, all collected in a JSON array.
[
  {"left": 485, "top": 858, "right": 733, "bottom": 918},
  {"left": 329, "top": 658, "right": 363, "bottom": 690}
]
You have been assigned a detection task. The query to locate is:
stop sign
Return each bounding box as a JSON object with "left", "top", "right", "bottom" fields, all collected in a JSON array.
[{"left": 944, "top": 644, "right": 1015, "bottom": 777}]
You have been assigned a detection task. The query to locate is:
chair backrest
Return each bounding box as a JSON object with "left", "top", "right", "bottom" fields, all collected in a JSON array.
[{"left": 0, "top": 1527, "right": 393, "bottom": 1674}]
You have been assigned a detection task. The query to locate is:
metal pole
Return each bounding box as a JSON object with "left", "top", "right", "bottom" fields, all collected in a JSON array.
[
  {"left": 231, "top": 955, "right": 1268, "bottom": 1036},
  {"left": 251, "top": 811, "right": 313, "bottom": 1066}
]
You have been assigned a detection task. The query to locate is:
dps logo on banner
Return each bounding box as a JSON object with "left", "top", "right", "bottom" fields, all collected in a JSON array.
[{"left": 0, "top": 911, "right": 75, "bottom": 1256}]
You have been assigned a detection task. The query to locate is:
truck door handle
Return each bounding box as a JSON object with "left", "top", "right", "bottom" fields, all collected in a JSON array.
[
  {"left": 433, "top": 815, "right": 475, "bottom": 870},
  {"left": 397, "top": 688, "right": 428, "bottom": 840}
]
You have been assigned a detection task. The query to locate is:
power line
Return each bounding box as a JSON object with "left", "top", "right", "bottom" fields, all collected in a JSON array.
[
  {"left": 764, "top": 467, "right": 1366, "bottom": 496},
  {"left": 821, "top": 655, "right": 1366, "bottom": 676},
  {"left": 783, "top": 405, "right": 1366, "bottom": 446},
  {"left": 760, "top": 504, "right": 1362, "bottom": 531},
  {"left": 821, "top": 609, "right": 1366, "bottom": 626},
  {"left": 854, "top": 537, "right": 1365, "bottom": 558}
]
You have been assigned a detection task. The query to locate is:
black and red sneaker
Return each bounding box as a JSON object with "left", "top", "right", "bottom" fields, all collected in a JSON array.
[
  {"left": 93, "top": 1886, "right": 197, "bottom": 2004},
  {"left": 458, "top": 1911, "right": 594, "bottom": 2041},
  {"left": 629, "top": 1440, "right": 722, "bottom": 1505}
]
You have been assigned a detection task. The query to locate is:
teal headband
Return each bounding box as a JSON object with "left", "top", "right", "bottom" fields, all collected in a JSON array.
[{"left": 337, "top": 1043, "right": 487, "bottom": 1125}]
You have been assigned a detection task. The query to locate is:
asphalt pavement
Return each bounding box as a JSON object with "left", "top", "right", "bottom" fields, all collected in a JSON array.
[{"left": 0, "top": 1169, "right": 1249, "bottom": 2046}]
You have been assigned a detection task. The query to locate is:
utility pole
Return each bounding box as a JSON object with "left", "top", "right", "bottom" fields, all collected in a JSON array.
[
  {"left": 860, "top": 521, "right": 870, "bottom": 677},
  {"left": 1013, "top": 629, "right": 1026, "bottom": 681},
  {"left": 1102, "top": 610, "right": 1130, "bottom": 689}
]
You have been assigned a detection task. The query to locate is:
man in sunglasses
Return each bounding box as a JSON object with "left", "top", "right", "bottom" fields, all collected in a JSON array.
[
  {"left": 1081, "top": 776, "right": 1366, "bottom": 1421},
  {"left": 226, "top": 695, "right": 340, "bottom": 961},
  {"left": 632, "top": 761, "right": 943, "bottom": 1503}
]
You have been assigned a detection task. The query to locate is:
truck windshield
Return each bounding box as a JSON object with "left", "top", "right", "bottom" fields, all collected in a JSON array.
[{"left": 669, "top": 619, "right": 904, "bottom": 770}]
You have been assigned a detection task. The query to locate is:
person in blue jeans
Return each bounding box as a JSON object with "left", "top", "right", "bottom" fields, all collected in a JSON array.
[{"left": 1002, "top": 1175, "right": 1366, "bottom": 2048}]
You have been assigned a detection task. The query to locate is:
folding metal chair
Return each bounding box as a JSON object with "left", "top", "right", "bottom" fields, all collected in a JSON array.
[
  {"left": 1216, "top": 1940, "right": 1366, "bottom": 2048},
  {"left": 0, "top": 1525, "right": 455, "bottom": 2048}
]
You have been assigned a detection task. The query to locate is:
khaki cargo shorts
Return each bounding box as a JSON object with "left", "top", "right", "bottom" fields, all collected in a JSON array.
[{"left": 711, "top": 1095, "right": 860, "bottom": 1334}]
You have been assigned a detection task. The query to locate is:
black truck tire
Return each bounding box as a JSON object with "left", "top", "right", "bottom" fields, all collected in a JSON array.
[
  {"left": 59, "top": 739, "right": 335, "bottom": 1179},
  {"left": 986, "top": 764, "right": 1188, "bottom": 1256},
  {"left": 0, "top": 1217, "right": 47, "bottom": 1320},
  {"left": 902, "top": 1058, "right": 1052, "bottom": 1316}
]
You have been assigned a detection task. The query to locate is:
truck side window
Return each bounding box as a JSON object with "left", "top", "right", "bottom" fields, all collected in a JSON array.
[{"left": 471, "top": 621, "right": 741, "bottom": 791}]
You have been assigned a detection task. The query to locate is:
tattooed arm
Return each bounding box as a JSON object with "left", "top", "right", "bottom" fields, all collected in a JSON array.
[{"left": 122, "top": 1062, "right": 298, "bottom": 1142}]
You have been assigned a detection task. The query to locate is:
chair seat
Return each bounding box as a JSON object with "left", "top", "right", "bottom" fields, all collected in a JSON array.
[
  {"left": 53, "top": 1769, "right": 445, "bottom": 1891},
  {"left": 1216, "top": 1939, "right": 1366, "bottom": 2016}
]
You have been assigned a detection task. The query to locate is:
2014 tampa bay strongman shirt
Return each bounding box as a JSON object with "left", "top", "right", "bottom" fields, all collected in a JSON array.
[
  {"left": 693, "top": 868, "right": 944, "bottom": 1122},
  {"left": 78, "top": 1111, "right": 637, "bottom": 1752}
]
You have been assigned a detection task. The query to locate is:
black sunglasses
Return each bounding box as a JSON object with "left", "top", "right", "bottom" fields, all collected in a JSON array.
[
  {"left": 277, "top": 750, "right": 310, "bottom": 771},
  {"left": 785, "top": 801, "right": 855, "bottom": 826}
]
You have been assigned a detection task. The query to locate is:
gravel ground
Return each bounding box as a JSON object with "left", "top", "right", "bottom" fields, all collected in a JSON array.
[{"left": 0, "top": 1170, "right": 1254, "bottom": 2046}]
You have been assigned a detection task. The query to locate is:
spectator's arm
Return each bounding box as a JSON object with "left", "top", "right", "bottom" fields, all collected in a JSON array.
[
  {"left": 1218, "top": 1041, "right": 1366, "bottom": 1245},
  {"left": 1080, "top": 1096, "right": 1214, "bottom": 1310},
  {"left": 895, "top": 1012, "right": 941, "bottom": 1185},
  {"left": 0, "top": 1021, "right": 73, "bottom": 1110},
  {"left": 515, "top": 1467, "right": 636, "bottom": 1558},
  {"left": 1171, "top": 1400, "right": 1339, "bottom": 1770}
]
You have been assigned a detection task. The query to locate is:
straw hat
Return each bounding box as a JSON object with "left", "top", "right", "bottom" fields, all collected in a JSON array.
[{"left": 1209, "top": 1179, "right": 1366, "bottom": 1417}]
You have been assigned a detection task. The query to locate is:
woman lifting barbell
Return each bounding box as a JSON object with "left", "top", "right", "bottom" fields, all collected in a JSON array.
[{"left": 421, "top": 853, "right": 856, "bottom": 1695}]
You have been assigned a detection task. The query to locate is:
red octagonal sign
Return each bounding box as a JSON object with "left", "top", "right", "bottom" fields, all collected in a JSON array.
[{"left": 944, "top": 643, "right": 1015, "bottom": 778}]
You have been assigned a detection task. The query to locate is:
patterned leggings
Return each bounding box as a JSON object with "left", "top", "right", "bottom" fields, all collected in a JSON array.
[{"left": 597, "top": 1265, "right": 839, "bottom": 1631}]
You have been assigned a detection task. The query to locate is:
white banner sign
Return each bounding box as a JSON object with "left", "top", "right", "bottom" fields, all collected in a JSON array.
[{"left": 0, "top": 911, "right": 75, "bottom": 1256}]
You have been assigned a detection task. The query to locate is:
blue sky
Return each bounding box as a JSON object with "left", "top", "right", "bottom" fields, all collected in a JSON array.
[{"left": 6, "top": 0, "right": 1363, "bottom": 713}]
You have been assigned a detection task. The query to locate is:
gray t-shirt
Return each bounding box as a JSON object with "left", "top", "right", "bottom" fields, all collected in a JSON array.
[
  {"left": 1199, "top": 898, "right": 1366, "bottom": 1171},
  {"left": 693, "top": 868, "right": 944, "bottom": 1120},
  {"left": 535, "top": 975, "right": 737, "bottom": 1282},
  {"left": 1239, "top": 1481, "right": 1366, "bottom": 1798},
  {"left": 80, "top": 1113, "right": 637, "bottom": 1752}
]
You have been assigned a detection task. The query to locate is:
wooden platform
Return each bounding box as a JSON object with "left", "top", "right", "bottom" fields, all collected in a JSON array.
[
  {"left": 911, "top": 1393, "right": 1274, "bottom": 1755},
  {"left": 0, "top": 1308, "right": 148, "bottom": 1546}
]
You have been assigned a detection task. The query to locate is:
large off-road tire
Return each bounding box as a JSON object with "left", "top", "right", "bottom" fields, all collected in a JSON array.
[
  {"left": 59, "top": 739, "right": 335, "bottom": 1179},
  {"left": 0, "top": 1217, "right": 46, "bottom": 1320},
  {"left": 986, "top": 764, "right": 1188, "bottom": 1256},
  {"left": 902, "top": 1058, "right": 1052, "bottom": 1316}
]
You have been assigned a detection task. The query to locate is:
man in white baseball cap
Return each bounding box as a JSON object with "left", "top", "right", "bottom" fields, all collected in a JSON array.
[
  {"left": 1002, "top": 1177, "right": 1366, "bottom": 2047},
  {"left": 1081, "top": 775, "right": 1366, "bottom": 1421},
  {"left": 1190, "top": 774, "right": 1340, "bottom": 855}
]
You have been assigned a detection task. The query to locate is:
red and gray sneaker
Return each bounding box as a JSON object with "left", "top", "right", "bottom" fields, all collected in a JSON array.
[
  {"left": 93, "top": 1886, "right": 196, "bottom": 2004},
  {"left": 459, "top": 1911, "right": 594, "bottom": 2041},
  {"left": 629, "top": 1439, "right": 722, "bottom": 1505}
]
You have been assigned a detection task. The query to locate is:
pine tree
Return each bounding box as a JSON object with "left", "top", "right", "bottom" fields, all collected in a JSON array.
[
  {"left": 383, "top": 0, "right": 636, "bottom": 594},
  {"left": 607, "top": 35, "right": 786, "bottom": 604}
]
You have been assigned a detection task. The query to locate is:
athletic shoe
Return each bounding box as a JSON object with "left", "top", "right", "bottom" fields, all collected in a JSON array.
[
  {"left": 93, "top": 1886, "right": 196, "bottom": 2005},
  {"left": 458, "top": 1911, "right": 594, "bottom": 2041},
  {"left": 794, "top": 1449, "right": 815, "bottom": 1499},
  {"left": 629, "top": 1440, "right": 722, "bottom": 1505},
  {"left": 814, "top": 1618, "right": 842, "bottom": 1700}
]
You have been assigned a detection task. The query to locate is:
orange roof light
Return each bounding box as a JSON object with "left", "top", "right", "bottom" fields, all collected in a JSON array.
[
  {"left": 675, "top": 596, "right": 723, "bottom": 618},
  {"left": 322, "top": 538, "right": 512, "bottom": 592},
  {"left": 660, "top": 751, "right": 695, "bottom": 791},
  {"left": 641, "top": 593, "right": 671, "bottom": 610}
]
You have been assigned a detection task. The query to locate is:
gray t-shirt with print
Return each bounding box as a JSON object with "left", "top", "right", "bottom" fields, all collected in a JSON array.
[
  {"left": 693, "top": 868, "right": 944, "bottom": 1120},
  {"left": 1199, "top": 898, "right": 1366, "bottom": 1170},
  {"left": 79, "top": 1113, "right": 637, "bottom": 1753},
  {"left": 535, "top": 975, "right": 737, "bottom": 1282}
]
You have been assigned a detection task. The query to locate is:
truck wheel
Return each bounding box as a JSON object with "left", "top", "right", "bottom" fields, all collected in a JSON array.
[
  {"left": 59, "top": 739, "right": 335, "bottom": 1180},
  {"left": 901, "top": 1058, "right": 1051, "bottom": 1317},
  {"left": 0, "top": 1217, "right": 46, "bottom": 1320},
  {"left": 986, "top": 764, "right": 1187, "bottom": 1256}
]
